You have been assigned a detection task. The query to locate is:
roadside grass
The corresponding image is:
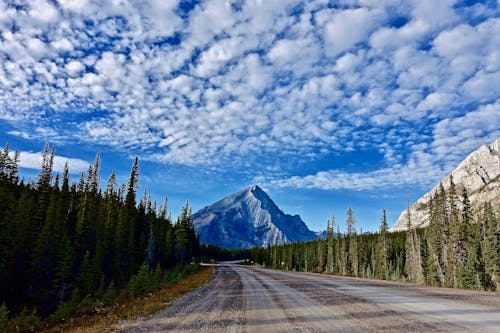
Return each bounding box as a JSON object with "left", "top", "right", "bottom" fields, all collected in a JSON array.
[{"left": 45, "top": 265, "right": 214, "bottom": 333}]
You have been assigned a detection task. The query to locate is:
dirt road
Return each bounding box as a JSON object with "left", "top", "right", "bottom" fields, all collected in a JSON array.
[{"left": 115, "top": 264, "right": 500, "bottom": 332}]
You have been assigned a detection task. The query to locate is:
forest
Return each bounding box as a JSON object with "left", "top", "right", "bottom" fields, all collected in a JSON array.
[
  {"left": 0, "top": 143, "right": 201, "bottom": 330},
  {"left": 1, "top": 142, "right": 498, "bottom": 331},
  {"left": 250, "top": 183, "right": 499, "bottom": 292}
]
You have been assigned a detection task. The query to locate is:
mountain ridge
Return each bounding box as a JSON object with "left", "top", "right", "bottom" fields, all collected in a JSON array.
[
  {"left": 193, "top": 185, "right": 318, "bottom": 249},
  {"left": 391, "top": 138, "right": 500, "bottom": 231}
]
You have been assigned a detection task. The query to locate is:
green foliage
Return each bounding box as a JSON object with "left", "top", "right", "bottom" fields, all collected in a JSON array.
[
  {"left": 249, "top": 196, "right": 498, "bottom": 292},
  {"left": 0, "top": 142, "right": 200, "bottom": 325},
  {"left": 9, "top": 308, "right": 40, "bottom": 333},
  {"left": 52, "top": 300, "right": 78, "bottom": 324},
  {"left": 375, "top": 209, "right": 388, "bottom": 279},
  {"left": 102, "top": 281, "right": 118, "bottom": 307},
  {"left": 127, "top": 263, "right": 151, "bottom": 298},
  {"left": 0, "top": 302, "right": 8, "bottom": 333}
]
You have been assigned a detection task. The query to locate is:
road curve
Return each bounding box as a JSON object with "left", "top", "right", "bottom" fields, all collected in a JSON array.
[{"left": 115, "top": 264, "right": 500, "bottom": 333}]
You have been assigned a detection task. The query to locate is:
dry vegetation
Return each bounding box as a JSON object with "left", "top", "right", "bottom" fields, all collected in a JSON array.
[{"left": 45, "top": 266, "right": 213, "bottom": 333}]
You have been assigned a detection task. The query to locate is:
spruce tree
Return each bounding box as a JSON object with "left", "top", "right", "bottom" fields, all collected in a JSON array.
[
  {"left": 346, "top": 207, "right": 358, "bottom": 276},
  {"left": 326, "top": 214, "right": 335, "bottom": 273},
  {"left": 335, "top": 224, "right": 342, "bottom": 274},
  {"left": 375, "top": 209, "right": 388, "bottom": 280},
  {"left": 482, "top": 203, "right": 498, "bottom": 290},
  {"left": 0, "top": 302, "right": 8, "bottom": 333}
]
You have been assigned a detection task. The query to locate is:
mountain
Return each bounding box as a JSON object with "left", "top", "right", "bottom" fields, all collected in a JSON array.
[
  {"left": 391, "top": 138, "right": 500, "bottom": 231},
  {"left": 193, "top": 185, "right": 318, "bottom": 249}
]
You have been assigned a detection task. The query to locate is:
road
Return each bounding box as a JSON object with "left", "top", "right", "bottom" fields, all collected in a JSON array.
[{"left": 115, "top": 264, "right": 500, "bottom": 332}]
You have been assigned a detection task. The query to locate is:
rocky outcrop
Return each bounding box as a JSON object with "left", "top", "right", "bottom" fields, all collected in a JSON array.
[
  {"left": 193, "top": 185, "right": 317, "bottom": 249},
  {"left": 391, "top": 138, "right": 500, "bottom": 231}
]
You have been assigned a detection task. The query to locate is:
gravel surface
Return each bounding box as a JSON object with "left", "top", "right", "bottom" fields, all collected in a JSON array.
[{"left": 115, "top": 264, "right": 500, "bottom": 333}]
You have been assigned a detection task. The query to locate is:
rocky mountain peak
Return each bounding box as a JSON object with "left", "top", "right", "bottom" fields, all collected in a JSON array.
[
  {"left": 193, "top": 185, "right": 317, "bottom": 249},
  {"left": 391, "top": 138, "right": 500, "bottom": 231}
]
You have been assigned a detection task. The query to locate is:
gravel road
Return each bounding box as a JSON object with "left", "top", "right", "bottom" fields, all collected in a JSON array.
[{"left": 115, "top": 264, "right": 500, "bottom": 332}]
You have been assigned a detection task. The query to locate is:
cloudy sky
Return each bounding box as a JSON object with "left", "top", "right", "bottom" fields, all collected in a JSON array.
[{"left": 1, "top": 0, "right": 499, "bottom": 232}]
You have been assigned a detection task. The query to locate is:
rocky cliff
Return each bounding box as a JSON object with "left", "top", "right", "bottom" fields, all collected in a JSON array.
[{"left": 391, "top": 138, "right": 500, "bottom": 231}]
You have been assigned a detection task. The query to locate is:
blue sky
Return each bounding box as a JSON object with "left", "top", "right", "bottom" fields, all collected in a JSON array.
[{"left": 0, "top": 0, "right": 499, "bottom": 232}]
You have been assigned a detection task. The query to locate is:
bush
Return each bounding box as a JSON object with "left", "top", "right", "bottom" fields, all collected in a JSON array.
[
  {"left": 0, "top": 302, "right": 8, "bottom": 333},
  {"left": 102, "top": 281, "right": 118, "bottom": 307},
  {"left": 181, "top": 263, "right": 200, "bottom": 277},
  {"left": 151, "top": 264, "right": 164, "bottom": 290},
  {"left": 9, "top": 307, "right": 40, "bottom": 333},
  {"left": 127, "top": 263, "right": 150, "bottom": 298},
  {"left": 76, "top": 295, "right": 96, "bottom": 316},
  {"left": 52, "top": 301, "right": 77, "bottom": 324},
  {"left": 166, "top": 266, "right": 182, "bottom": 283}
]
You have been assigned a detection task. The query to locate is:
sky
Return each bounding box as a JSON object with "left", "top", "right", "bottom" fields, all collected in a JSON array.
[{"left": 0, "top": 0, "right": 499, "bottom": 233}]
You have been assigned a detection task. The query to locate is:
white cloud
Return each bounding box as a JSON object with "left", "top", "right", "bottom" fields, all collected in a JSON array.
[
  {"left": 269, "top": 164, "right": 441, "bottom": 191},
  {"left": 271, "top": 102, "right": 499, "bottom": 191},
  {"left": 29, "top": 0, "right": 60, "bottom": 23},
  {"left": 58, "top": 0, "right": 89, "bottom": 13},
  {"left": 65, "top": 60, "right": 85, "bottom": 77},
  {"left": 433, "top": 24, "right": 484, "bottom": 59},
  {"left": 51, "top": 38, "right": 73, "bottom": 51},
  {"left": 18, "top": 151, "right": 90, "bottom": 174},
  {"left": 370, "top": 20, "right": 429, "bottom": 50},
  {"left": 0, "top": 0, "right": 498, "bottom": 192},
  {"left": 416, "top": 92, "right": 456, "bottom": 111},
  {"left": 463, "top": 71, "right": 500, "bottom": 100},
  {"left": 322, "top": 8, "right": 384, "bottom": 57}
]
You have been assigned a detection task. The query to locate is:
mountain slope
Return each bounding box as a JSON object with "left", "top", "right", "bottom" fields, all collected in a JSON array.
[
  {"left": 193, "top": 185, "right": 317, "bottom": 249},
  {"left": 391, "top": 138, "right": 500, "bottom": 231}
]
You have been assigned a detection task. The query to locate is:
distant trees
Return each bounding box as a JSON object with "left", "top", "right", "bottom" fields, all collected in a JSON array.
[
  {"left": 250, "top": 188, "right": 498, "bottom": 292},
  {"left": 0, "top": 142, "right": 200, "bottom": 325}
]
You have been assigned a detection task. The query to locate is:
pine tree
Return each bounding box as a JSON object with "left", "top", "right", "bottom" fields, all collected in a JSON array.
[
  {"left": 326, "top": 213, "right": 335, "bottom": 273},
  {"left": 0, "top": 144, "right": 18, "bottom": 303},
  {"left": 427, "top": 192, "right": 445, "bottom": 285},
  {"left": 125, "top": 157, "right": 139, "bottom": 214},
  {"left": 358, "top": 227, "right": 368, "bottom": 277},
  {"left": 457, "top": 187, "right": 477, "bottom": 289},
  {"left": 375, "top": 209, "right": 388, "bottom": 280},
  {"left": 335, "top": 224, "right": 342, "bottom": 274},
  {"left": 316, "top": 238, "right": 325, "bottom": 272},
  {"left": 54, "top": 236, "right": 74, "bottom": 304},
  {"left": 346, "top": 207, "right": 358, "bottom": 276},
  {"left": 404, "top": 192, "right": 424, "bottom": 284},
  {"left": 175, "top": 202, "right": 191, "bottom": 266},
  {"left": 482, "top": 203, "right": 498, "bottom": 291},
  {"left": 0, "top": 302, "right": 8, "bottom": 333},
  {"left": 76, "top": 251, "right": 94, "bottom": 299},
  {"left": 445, "top": 176, "right": 461, "bottom": 287}
]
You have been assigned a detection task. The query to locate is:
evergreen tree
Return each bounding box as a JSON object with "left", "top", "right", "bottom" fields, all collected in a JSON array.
[
  {"left": 346, "top": 207, "right": 358, "bottom": 276},
  {"left": 316, "top": 238, "right": 325, "bottom": 272},
  {"left": 326, "top": 213, "right": 335, "bottom": 273},
  {"left": 482, "top": 203, "right": 498, "bottom": 290},
  {"left": 0, "top": 142, "right": 205, "bottom": 320},
  {"left": 0, "top": 302, "right": 8, "bottom": 333},
  {"left": 445, "top": 176, "right": 461, "bottom": 287},
  {"left": 404, "top": 194, "right": 424, "bottom": 284},
  {"left": 375, "top": 209, "right": 388, "bottom": 280},
  {"left": 335, "top": 224, "right": 342, "bottom": 274},
  {"left": 427, "top": 193, "right": 445, "bottom": 285}
]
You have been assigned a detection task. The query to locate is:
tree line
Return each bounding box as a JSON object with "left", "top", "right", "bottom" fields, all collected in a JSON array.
[
  {"left": 250, "top": 180, "right": 499, "bottom": 291},
  {"left": 0, "top": 143, "right": 200, "bottom": 327}
]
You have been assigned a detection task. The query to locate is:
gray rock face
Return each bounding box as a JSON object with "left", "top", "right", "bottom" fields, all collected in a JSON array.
[
  {"left": 193, "top": 185, "right": 317, "bottom": 249},
  {"left": 391, "top": 138, "right": 500, "bottom": 231}
]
